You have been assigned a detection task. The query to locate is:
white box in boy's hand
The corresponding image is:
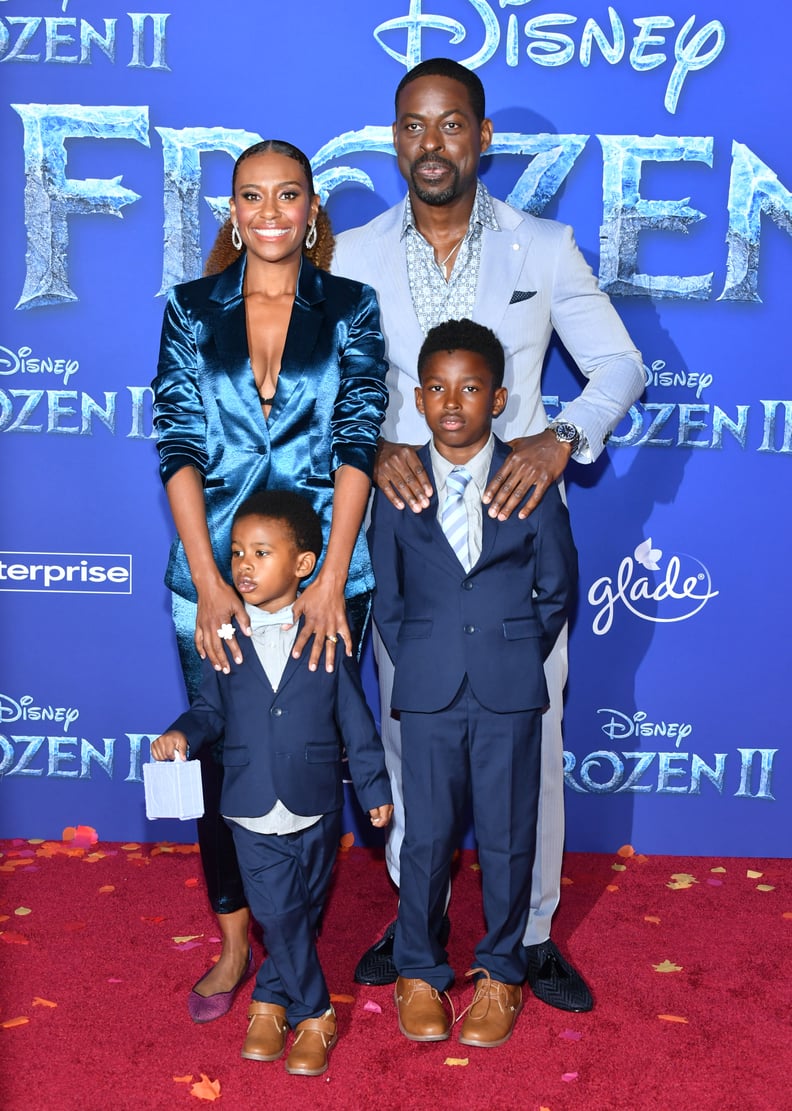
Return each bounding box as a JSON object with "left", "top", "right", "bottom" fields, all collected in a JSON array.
[{"left": 143, "top": 759, "right": 204, "bottom": 820}]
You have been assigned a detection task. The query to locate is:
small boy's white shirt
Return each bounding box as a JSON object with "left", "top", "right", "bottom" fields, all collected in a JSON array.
[{"left": 429, "top": 433, "right": 495, "bottom": 569}]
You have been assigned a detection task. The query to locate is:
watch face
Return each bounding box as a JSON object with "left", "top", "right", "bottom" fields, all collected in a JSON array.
[{"left": 553, "top": 422, "right": 578, "bottom": 443}]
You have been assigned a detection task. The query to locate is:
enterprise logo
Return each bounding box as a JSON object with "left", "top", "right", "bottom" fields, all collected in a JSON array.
[{"left": 0, "top": 552, "right": 132, "bottom": 594}]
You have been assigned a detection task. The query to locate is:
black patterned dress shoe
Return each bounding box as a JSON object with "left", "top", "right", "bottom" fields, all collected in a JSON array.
[
  {"left": 353, "top": 916, "right": 451, "bottom": 986},
  {"left": 525, "top": 939, "right": 594, "bottom": 1012},
  {"left": 354, "top": 919, "right": 398, "bottom": 985}
]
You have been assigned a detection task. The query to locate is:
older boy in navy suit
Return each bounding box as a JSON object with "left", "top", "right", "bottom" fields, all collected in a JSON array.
[
  {"left": 368, "top": 320, "right": 577, "bottom": 1049},
  {"left": 152, "top": 491, "right": 392, "bottom": 1076}
]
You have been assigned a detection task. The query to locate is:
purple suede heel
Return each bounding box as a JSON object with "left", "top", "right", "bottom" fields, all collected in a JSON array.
[{"left": 187, "top": 948, "right": 255, "bottom": 1023}]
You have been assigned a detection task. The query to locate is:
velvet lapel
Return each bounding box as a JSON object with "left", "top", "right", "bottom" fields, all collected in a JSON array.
[
  {"left": 207, "top": 256, "right": 261, "bottom": 421},
  {"left": 206, "top": 255, "right": 326, "bottom": 431},
  {"left": 268, "top": 259, "right": 325, "bottom": 430}
]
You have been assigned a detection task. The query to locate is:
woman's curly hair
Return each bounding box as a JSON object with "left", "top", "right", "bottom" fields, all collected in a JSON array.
[{"left": 204, "top": 138, "right": 334, "bottom": 276}]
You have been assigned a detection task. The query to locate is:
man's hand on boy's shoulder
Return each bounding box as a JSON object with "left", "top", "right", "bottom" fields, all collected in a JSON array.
[
  {"left": 374, "top": 439, "right": 432, "bottom": 513},
  {"left": 484, "top": 430, "right": 574, "bottom": 522}
]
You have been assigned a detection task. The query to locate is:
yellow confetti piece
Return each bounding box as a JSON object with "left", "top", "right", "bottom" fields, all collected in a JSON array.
[
  {"left": 653, "top": 960, "right": 683, "bottom": 973},
  {"left": 644, "top": 916, "right": 661, "bottom": 924},
  {"left": 606, "top": 884, "right": 619, "bottom": 892},
  {"left": 612, "top": 863, "right": 626, "bottom": 872},
  {"left": 658, "top": 1014, "right": 689, "bottom": 1024},
  {"left": 173, "top": 935, "right": 203, "bottom": 944},
  {"left": 756, "top": 884, "right": 775, "bottom": 892},
  {"left": 670, "top": 873, "right": 697, "bottom": 885},
  {"left": 711, "top": 866, "right": 726, "bottom": 873},
  {"left": 14, "top": 907, "right": 31, "bottom": 917},
  {"left": 174, "top": 1076, "right": 193, "bottom": 1084},
  {"left": 121, "top": 843, "right": 141, "bottom": 851},
  {"left": 32, "top": 998, "right": 57, "bottom": 1008},
  {"left": 1, "top": 1016, "right": 29, "bottom": 1029},
  {"left": 617, "top": 844, "right": 635, "bottom": 858},
  {"left": 27, "top": 839, "right": 44, "bottom": 845},
  {"left": 444, "top": 1057, "right": 469, "bottom": 1067},
  {"left": 561, "top": 876, "right": 573, "bottom": 886},
  {"left": 98, "top": 885, "right": 115, "bottom": 894},
  {"left": 470, "top": 863, "right": 481, "bottom": 872},
  {"left": 747, "top": 869, "right": 763, "bottom": 879}
]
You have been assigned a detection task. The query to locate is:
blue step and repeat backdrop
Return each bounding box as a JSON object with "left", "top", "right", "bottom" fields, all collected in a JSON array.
[{"left": 1, "top": 0, "right": 789, "bottom": 857}]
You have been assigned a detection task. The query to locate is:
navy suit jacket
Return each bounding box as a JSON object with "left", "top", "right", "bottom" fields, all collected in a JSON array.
[
  {"left": 168, "top": 622, "right": 391, "bottom": 819},
  {"left": 368, "top": 438, "right": 578, "bottom": 715}
]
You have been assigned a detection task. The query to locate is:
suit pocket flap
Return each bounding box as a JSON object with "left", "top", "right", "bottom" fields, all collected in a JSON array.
[
  {"left": 305, "top": 742, "right": 340, "bottom": 764},
  {"left": 502, "top": 617, "right": 540, "bottom": 640},
  {"left": 398, "top": 619, "right": 433, "bottom": 640}
]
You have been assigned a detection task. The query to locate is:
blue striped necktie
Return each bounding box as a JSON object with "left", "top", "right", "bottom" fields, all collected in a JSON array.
[{"left": 441, "top": 466, "right": 473, "bottom": 571}]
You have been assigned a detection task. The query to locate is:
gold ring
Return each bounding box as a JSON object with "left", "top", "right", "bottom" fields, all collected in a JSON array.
[{"left": 326, "top": 634, "right": 338, "bottom": 644}]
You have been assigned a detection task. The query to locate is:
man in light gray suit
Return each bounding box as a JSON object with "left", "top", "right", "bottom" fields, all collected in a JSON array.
[{"left": 332, "top": 58, "right": 644, "bottom": 1012}]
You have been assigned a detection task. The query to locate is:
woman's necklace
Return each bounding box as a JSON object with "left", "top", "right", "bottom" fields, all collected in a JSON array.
[{"left": 437, "top": 233, "right": 466, "bottom": 270}]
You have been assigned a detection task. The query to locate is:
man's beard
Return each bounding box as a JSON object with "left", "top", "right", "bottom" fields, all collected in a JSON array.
[{"left": 409, "top": 154, "right": 461, "bottom": 206}]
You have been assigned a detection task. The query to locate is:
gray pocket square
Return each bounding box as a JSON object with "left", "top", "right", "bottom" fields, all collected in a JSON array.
[{"left": 509, "top": 289, "right": 537, "bottom": 304}]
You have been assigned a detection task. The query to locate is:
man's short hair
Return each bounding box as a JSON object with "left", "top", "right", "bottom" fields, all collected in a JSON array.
[
  {"left": 417, "top": 318, "right": 505, "bottom": 388},
  {"left": 395, "top": 58, "right": 486, "bottom": 123},
  {"left": 233, "top": 490, "right": 323, "bottom": 559}
]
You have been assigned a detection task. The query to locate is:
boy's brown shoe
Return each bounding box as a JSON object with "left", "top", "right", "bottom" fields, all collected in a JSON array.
[
  {"left": 284, "top": 1007, "right": 337, "bottom": 1075},
  {"left": 241, "top": 1001, "right": 289, "bottom": 1061},
  {"left": 394, "top": 976, "right": 452, "bottom": 1041},
  {"left": 458, "top": 970, "right": 522, "bottom": 1048}
]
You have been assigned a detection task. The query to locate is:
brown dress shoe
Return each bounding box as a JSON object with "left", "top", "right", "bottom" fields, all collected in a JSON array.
[
  {"left": 241, "top": 1001, "right": 289, "bottom": 1061},
  {"left": 394, "top": 976, "right": 452, "bottom": 1042},
  {"left": 284, "top": 1007, "right": 337, "bottom": 1076},
  {"left": 458, "top": 969, "right": 523, "bottom": 1048}
]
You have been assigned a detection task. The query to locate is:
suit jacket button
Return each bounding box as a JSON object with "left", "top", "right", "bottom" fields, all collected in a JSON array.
[
  {"left": 271, "top": 707, "right": 283, "bottom": 716},
  {"left": 462, "top": 580, "right": 474, "bottom": 590},
  {"left": 464, "top": 624, "right": 475, "bottom": 635}
]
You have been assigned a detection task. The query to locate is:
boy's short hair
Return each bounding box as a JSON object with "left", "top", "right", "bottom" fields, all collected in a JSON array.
[
  {"left": 233, "top": 490, "right": 323, "bottom": 559},
  {"left": 395, "top": 58, "right": 486, "bottom": 124},
  {"left": 417, "top": 318, "right": 505, "bottom": 388}
]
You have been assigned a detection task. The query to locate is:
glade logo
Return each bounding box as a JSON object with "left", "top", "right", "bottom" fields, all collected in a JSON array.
[
  {"left": 587, "top": 538, "right": 718, "bottom": 635},
  {"left": 0, "top": 344, "right": 79, "bottom": 386},
  {"left": 373, "top": 1, "right": 726, "bottom": 114},
  {"left": 0, "top": 693, "right": 79, "bottom": 731},
  {"left": 0, "top": 552, "right": 132, "bottom": 594}
]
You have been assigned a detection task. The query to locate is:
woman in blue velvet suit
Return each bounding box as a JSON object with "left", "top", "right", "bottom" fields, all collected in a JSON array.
[{"left": 152, "top": 140, "right": 387, "bottom": 1021}]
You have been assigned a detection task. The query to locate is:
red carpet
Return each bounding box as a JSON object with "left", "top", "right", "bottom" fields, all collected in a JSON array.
[{"left": 1, "top": 837, "right": 790, "bottom": 1111}]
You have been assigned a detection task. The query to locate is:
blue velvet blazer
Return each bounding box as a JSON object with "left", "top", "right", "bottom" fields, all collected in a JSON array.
[{"left": 153, "top": 255, "right": 387, "bottom": 602}]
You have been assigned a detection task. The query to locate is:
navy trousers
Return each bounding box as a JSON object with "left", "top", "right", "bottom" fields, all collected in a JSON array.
[
  {"left": 394, "top": 680, "right": 542, "bottom": 991},
  {"left": 230, "top": 810, "right": 342, "bottom": 1026}
]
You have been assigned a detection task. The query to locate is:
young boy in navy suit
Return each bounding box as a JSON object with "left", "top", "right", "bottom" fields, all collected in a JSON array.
[
  {"left": 368, "top": 319, "right": 577, "bottom": 1049},
  {"left": 152, "top": 490, "right": 392, "bottom": 1075}
]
